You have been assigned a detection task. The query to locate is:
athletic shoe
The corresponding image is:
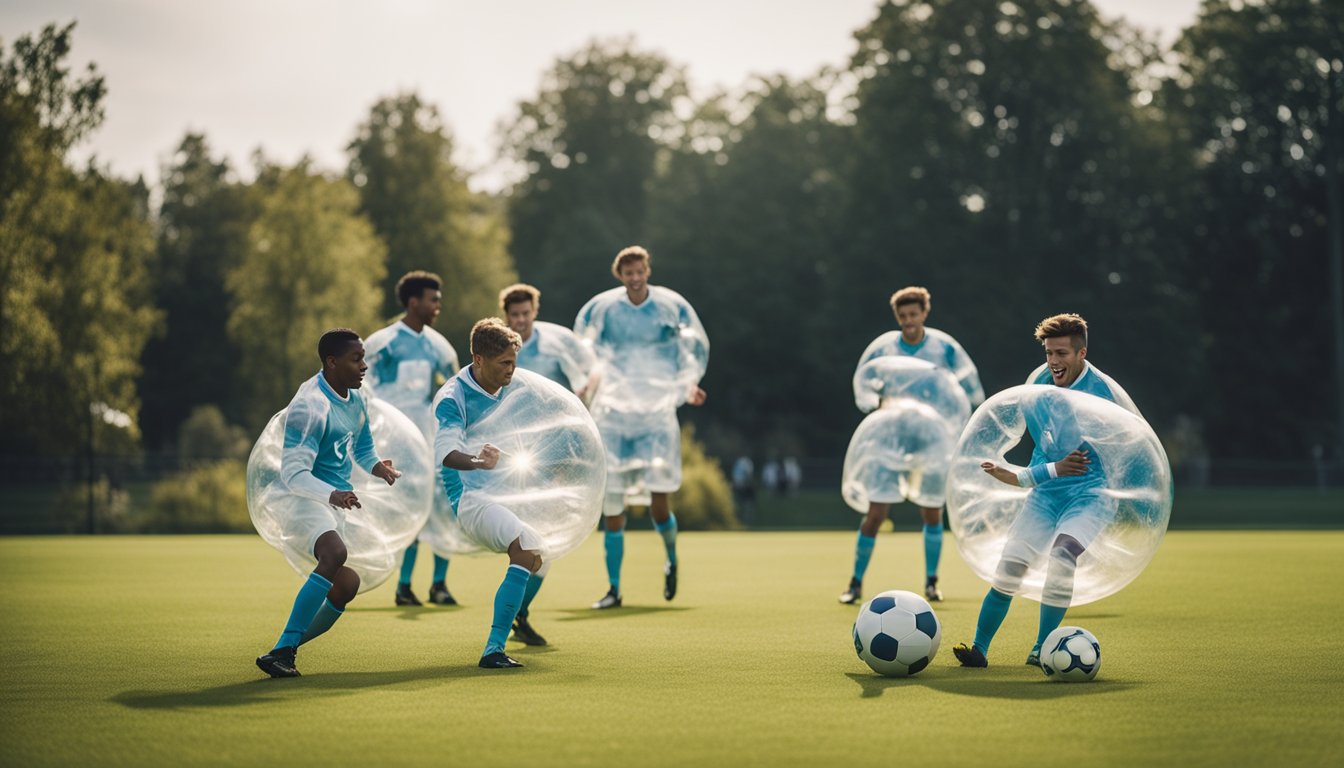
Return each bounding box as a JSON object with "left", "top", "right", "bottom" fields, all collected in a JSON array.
[
  {"left": 591, "top": 588, "right": 622, "bottom": 610},
  {"left": 663, "top": 562, "right": 678, "bottom": 601},
  {"left": 511, "top": 615, "right": 548, "bottom": 646},
  {"left": 953, "top": 643, "right": 989, "bottom": 668},
  {"left": 427, "top": 581, "right": 458, "bottom": 606},
  {"left": 256, "top": 646, "right": 300, "bottom": 678},
  {"left": 838, "top": 578, "right": 862, "bottom": 605},
  {"left": 924, "top": 577, "right": 943, "bottom": 602},
  {"left": 478, "top": 651, "right": 524, "bottom": 669},
  {"left": 1026, "top": 648, "right": 1042, "bottom": 668},
  {"left": 395, "top": 583, "right": 422, "bottom": 607}
]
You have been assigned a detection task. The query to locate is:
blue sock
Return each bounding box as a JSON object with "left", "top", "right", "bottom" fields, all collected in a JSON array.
[
  {"left": 399, "top": 541, "right": 419, "bottom": 586},
  {"left": 484, "top": 565, "right": 530, "bottom": 656},
  {"left": 519, "top": 574, "right": 544, "bottom": 618},
  {"left": 973, "top": 588, "right": 1013, "bottom": 654},
  {"left": 275, "top": 572, "right": 333, "bottom": 650},
  {"left": 1036, "top": 604, "right": 1068, "bottom": 652},
  {"left": 852, "top": 532, "right": 877, "bottom": 582},
  {"left": 654, "top": 513, "right": 678, "bottom": 565},
  {"left": 432, "top": 554, "right": 449, "bottom": 584},
  {"left": 299, "top": 599, "right": 343, "bottom": 646},
  {"left": 923, "top": 523, "right": 943, "bottom": 579},
  {"left": 604, "top": 529, "right": 624, "bottom": 590}
]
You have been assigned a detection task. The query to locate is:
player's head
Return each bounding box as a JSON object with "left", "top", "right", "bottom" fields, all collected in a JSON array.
[
  {"left": 889, "top": 286, "right": 931, "bottom": 336},
  {"left": 470, "top": 317, "right": 521, "bottom": 392},
  {"left": 499, "top": 282, "right": 541, "bottom": 338},
  {"left": 1034, "top": 313, "right": 1089, "bottom": 387},
  {"left": 612, "top": 246, "right": 651, "bottom": 292},
  {"left": 317, "top": 328, "right": 367, "bottom": 389},
  {"left": 396, "top": 271, "right": 443, "bottom": 326}
]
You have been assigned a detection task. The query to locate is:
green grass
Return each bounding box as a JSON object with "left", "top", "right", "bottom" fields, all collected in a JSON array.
[
  {"left": 749, "top": 487, "right": 1344, "bottom": 529},
  {"left": 1, "top": 532, "right": 1341, "bottom": 767}
]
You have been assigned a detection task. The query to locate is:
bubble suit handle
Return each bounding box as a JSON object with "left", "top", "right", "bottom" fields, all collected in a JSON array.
[
  {"left": 946, "top": 385, "right": 1173, "bottom": 606},
  {"left": 247, "top": 399, "right": 433, "bottom": 592}
]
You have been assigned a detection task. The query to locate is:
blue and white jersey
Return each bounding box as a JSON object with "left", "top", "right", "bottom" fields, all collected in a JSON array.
[
  {"left": 1019, "top": 361, "right": 1139, "bottom": 491},
  {"left": 857, "top": 327, "right": 984, "bottom": 407},
  {"left": 364, "top": 320, "right": 459, "bottom": 439},
  {"left": 574, "top": 286, "right": 709, "bottom": 414},
  {"left": 516, "top": 320, "right": 597, "bottom": 393},
  {"left": 280, "top": 372, "right": 379, "bottom": 503},
  {"left": 431, "top": 365, "right": 508, "bottom": 512}
]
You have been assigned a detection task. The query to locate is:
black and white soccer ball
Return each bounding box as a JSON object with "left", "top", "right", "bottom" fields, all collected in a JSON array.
[
  {"left": 1040, "top": 626, "right": 1101, "bottom": 682},
  {"left": 852, "top": 590, "right": 941, "bottom": 677}
]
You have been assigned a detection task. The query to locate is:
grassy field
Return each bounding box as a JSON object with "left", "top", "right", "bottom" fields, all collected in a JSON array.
[{"left": 1, "top": 531, "right": 1341, "bottom": 767}]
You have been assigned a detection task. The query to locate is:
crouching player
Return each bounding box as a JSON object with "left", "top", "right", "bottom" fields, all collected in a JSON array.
[
  {"left": 953, "top": 313, "right": 1140, "bottom": 669},
  {"left": 256, "top": 329, "right": 401, "bottom": 678},
  {"left": 433, "top": 319, "right": 545, "bottom": 668}
]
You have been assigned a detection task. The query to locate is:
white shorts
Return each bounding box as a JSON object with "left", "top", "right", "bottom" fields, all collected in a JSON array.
[
  {"left": 1000, "top": 485, "right": 1117, "bottom": 566},
  {"left": 273, "top": 493, "right": 341, "bottom": 558},
  {"left": 861, "top": 465, "right": 948, "bottom": 509},
  {"left": 456, "top": 492, "right": 544, "bottom": 554}
]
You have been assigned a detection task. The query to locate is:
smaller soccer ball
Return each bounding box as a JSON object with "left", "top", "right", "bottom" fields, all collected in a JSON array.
[
  {"left": 852, "top": 590, "right": 941, "bottom": 677},
  {"left": 1040, "top": 626, "right": 1101, "bottom": 682}
]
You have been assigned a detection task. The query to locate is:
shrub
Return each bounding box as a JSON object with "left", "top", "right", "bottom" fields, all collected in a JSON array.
[
  {"left": 145, "top": 460, "right": 250, "bottom": 533},
  {"left": 671, "top": 424, "right": 738, "bottom": 530}
]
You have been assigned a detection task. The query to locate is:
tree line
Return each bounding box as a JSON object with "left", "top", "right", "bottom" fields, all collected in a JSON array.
[{"left": 3, "top": 0, "right": 1342, "bottom": 479}]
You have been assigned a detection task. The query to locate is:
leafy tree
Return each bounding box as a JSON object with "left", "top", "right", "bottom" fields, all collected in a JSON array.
[
  {"left": 501, "top": 39, "right": 689, "bottom": 319},
  {"left": 347, "top": 93, "right": 514, "bottom": 340},
  {"left": 0, "top": 22, "right": 158, "bottom": 458},
  {"left": 649, "top": 75, "right": 851, "bottom": 453},
  {"left": 840, "top": 0, "right": 1197, "bottom": 434},
  {"left": 227, "top": 159, "right": 385, "bottom": 431},
  {"left": 1167, "top": 0, "right": 1344, "bottom": 458},
  {"left": 140, "top": 133, "right": 254, "bottom": 446}
]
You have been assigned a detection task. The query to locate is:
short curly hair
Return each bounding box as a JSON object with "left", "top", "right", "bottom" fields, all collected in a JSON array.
[
  {"left": 395, "top": 271, "right": 442, "bottom": 307},
  {"left": 1034, "top": 313, "right": 1088, "bottom": 349},
  {"left": 498, "top": 283, "right": 541, "bottom": 312},
  {"left": 889, "top": 286, "right": 931, "bottom": 313},
  {"left": 611, "top": 245, "right": 651, "bottom": 278},
  {"left": 470, "top": 317, "right": 522, "bottom": 358}
]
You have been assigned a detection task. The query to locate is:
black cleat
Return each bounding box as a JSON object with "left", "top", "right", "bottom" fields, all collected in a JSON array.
[
  {"left": 395, "top": 583, "right": 422, "bottom": 607},
  {"left": 428, "top": 581, "right": 458, "bottom": 606},
  {"left": 511, "top": 614, "right": 548, "bottom": 646},
  {"left": 924, "top": 576, "right": 943, "bottom": 602},
  {"left": 663, "top": 562, "right": 678, "bottom": 601},
  {"left": 256, "top": 646, "right": 300, "bottom": 678},
  {"left": 1026, "top": 649, "right": 1042, "bottom": 669},
  {"left": 838, "top": 578, "right": 862, "bottom": 605},
  {"left": 591, "top": 587, "right": 622, "bottom": 610},
  {"left": 478, "top": 651, "right": 524, "bottom": 669},
  {"left": 953, "top": 643, "right": 989, "bottom": 668}
]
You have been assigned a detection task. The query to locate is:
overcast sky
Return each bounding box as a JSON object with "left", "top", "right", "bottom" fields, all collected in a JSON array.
[{"left": 2, "top": 0, "right": 1202, "bottom": 192}]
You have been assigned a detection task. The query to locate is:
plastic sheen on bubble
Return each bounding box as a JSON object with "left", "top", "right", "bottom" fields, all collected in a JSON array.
[
  {"left": 247, "top": 398, "right": 433, "bottom": 592},
  {"left": 946, "top": 384, "right": 1173, "bottom": 606}
]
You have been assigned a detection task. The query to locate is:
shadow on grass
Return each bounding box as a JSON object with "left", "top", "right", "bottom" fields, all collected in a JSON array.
[
  {"left": 553, "top": 605, "right": 692, "bottom": 622},
  {"left": 113, "top": 663, "right": 486, "bottom": 710},
  {"left": 349, "top": 604, "right": 465, "bottom": 621},
  {"left": 845, "top": 670, "right": 1137, "bottom": 700}
]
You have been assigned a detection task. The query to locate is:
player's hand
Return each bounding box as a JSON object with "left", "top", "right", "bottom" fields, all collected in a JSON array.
[
  {"left": 373, "top": 459, "right": 401, "bottom": 486},
  {"left": 329, "top": 490, "right": 362, "bottom": 509},
  {"left": 686, "top": 386, "right": 707, "bottom": 406},
  {"left": 1055, "top": 449, "right": 1091, "bottom": 477},
  {"left": 980, "top": 462, "right": 1019, "bottom": 486},
  {"left": 471, "top": 443, "right": 501, "bottom": 470}
]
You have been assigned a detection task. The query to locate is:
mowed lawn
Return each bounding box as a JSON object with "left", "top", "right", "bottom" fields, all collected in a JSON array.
[{"left": 1, "top": 531, "right": 1340, "bottom": 767}]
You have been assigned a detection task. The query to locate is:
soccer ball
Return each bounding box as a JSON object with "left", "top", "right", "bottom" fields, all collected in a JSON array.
[
  {"left": 1040, "top": 626, "right": 1101, "bottom": 682},
  {"left": 852, "top": 590, "right": 941, "bottom": 677}
]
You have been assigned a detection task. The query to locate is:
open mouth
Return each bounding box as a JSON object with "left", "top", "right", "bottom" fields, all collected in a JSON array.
[{"left": 1050, "top": 367, "right": 1065, "bottom": 382}]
